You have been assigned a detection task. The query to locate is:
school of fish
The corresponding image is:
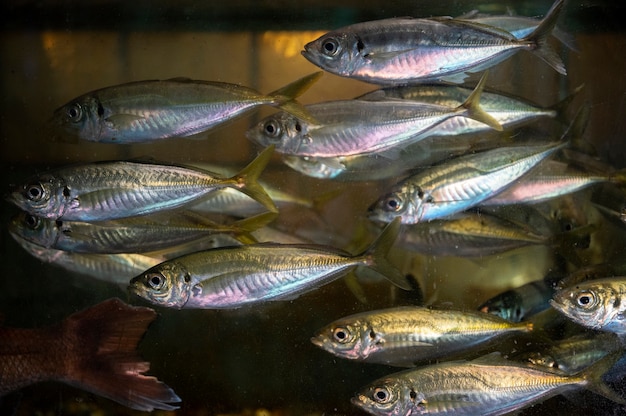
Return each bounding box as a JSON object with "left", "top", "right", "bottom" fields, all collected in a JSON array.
[{"left": 4, "top": 0, "right": 626, "bottom": 414}]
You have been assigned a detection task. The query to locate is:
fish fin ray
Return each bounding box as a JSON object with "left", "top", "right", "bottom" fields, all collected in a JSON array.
[
  {"left": 520, "top": 0, "right": 566, "bottom": 75},
  {"left": 359, "top": 218, "right": 412, "bottom": 290},
  {"left": 456, "top": 71, "right": 502, "bottom": 131},
  {"left": 228, "top": 146, "right": 278, "bottom": 213},
  {"left": 267, "top": 72, "right": 323, "bottom": 125},
  {"left": 61, "top": 298, "right": 181, "bottom": 411}
]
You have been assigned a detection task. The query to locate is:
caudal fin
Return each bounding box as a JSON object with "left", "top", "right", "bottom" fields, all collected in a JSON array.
[
  {"left": 578, "top": 350, "right": 626, "bottom": 405},
  {"left": 359, "top": 218, "right": 412, "bottom": 290},
  {"left": 61, "top": 298, "right": 181, "bottom": 411},
  {"left": 521, "top": 0, "right": 567, "bottom": 75},
  {"left": 457, "top": 71, "right": 503, "bottom": 131},
  {"left": 267, "top": 72, "right": 323, "bottom": 124},
  {"left": 228, "top": 145, "right": 278, "bottom": 213}
]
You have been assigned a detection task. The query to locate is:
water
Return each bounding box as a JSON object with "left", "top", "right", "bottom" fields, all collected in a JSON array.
[{"left": 2, "top": 0, "right": 626, "bottom": 414}]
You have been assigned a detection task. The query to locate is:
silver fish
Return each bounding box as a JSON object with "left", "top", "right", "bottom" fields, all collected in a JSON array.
[
  {"left": 458, "top": 10, "right": 578, "bottom": 51},
  {"left": 478, "top": 278, "right": 557, "bottom": 323},
  {"left": 513, "top": 333, "right": 623, "bottom": 375},
  {"left": 398, "top": 210, "right": 556, "bottom": 258},
  {"left": 368, "top": 142, "right": 564, "bottom": 224},
  {"left": 6, "top": 146, "right": 277, "bottom": 221},
  {"left": 8, "top": 210, "right": 275, "bottom": 254},
  {"left": 311, "top": 306, "right": 532, "bottom": 367},
  {"left": 50, "top": 72, "right": 321, "bottom": 144},
  {"left": 9, "top": 232, "right": 162, "bottom": 286},
  {"left": 128, "top": 218, "right": 411, "bottom": 309},
  {"left": 480, "top": 160, "right": 624, "bottom": 206},
  {"left": 246, "top": 72, "right": 501, "bottom": 158},
  {"left": 357, "top": 83, "right": 578, "bottom": 137},
  {"left": 551, "top": 277, "right": 626, "bottom": 334},
  {"left": 353, "top": 352, "right": 623, "bottom": 416},
  {"left": 281, "top": 131, "right": 504, "bottom": 181},
  {"left": 301, "top": 0, "right": 565, "bottom": 85}
]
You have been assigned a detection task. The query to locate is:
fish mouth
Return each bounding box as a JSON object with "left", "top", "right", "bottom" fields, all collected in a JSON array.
[{"left": 310, "top": 336, "right": 324, "bottom": 348}]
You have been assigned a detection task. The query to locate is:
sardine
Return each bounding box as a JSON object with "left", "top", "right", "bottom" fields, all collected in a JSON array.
[
  {"left": 50, "top": 72, "right": 321, "bottom": 143},
  {"left": 246, "top": 72, "right": 501, "bottom": 158},
  {"left": 368, "top": 142, "right": 563, "bottom": 224},
  {"left": 301, "top": 0, "right": 565, "bottom": 85},
  {"left": 311, "top": 306, "right": 532, "bottom": 367},
  {"left": 0, "top": 298, "right": 181, "bottom": 411},
  {"left": 7, "top": 145, "right": 277, "bottom": 221},
  {"left": 128, "top": 218, "right": 411, "bottom": 309},
  {"left": 9, "top": 210, "right": 275, "bottom": 254},
  {"left": 352, "top": 352, "right": 624, "bottom": 416},
  {"left": 551, "top": 277, "right": 626, "bottom": 334}
]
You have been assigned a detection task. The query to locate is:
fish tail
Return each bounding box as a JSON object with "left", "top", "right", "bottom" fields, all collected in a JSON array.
[
  {"left": 577, "top": 350, "right": 625, "bottom": 405},
  {"left": 359, "top": 218, "right": 412, "bottom": 290},
  {"left": 231, "top": 211, "right": 279, "bottom": 244},
  {"left": 550, "top": 84, "right": 585, "bottom": 125},
  {"left": 228, "top": 145, "right": 278, "bottom": 213},
  {"left": 267, "top": 72, "right": 323, "bottom": 125},
  {"left": 521, "top": 0, "right": 567, "bottom": 75},
  {"left": 61, "top": 298, "right": 181, "bottom": 411},
  {"left": 456, "top": 71, "right": 503, "bottom": 131}
]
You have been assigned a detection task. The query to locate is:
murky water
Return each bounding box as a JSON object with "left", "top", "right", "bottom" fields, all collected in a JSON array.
[{"left": 2, "top": 1, "right": 626, "bottom": 415}]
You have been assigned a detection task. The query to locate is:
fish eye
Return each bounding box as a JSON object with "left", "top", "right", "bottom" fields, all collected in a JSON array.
[
  {"left": 332, "top": 327, "right": 351, "bottom": 343},
  {"left": 146, "top": 272, "right": 166, "bottom": 291},
  {"left": 576, "top": 291, "right": 596, "bottom": 309},
  {"left": 372, "top": 387, "right": 392, "bottom": 404},
  {"left": 321, "top": 37, "right": 341, "bottom": 56},
  {"left": 25, "top": 183, "right": 45, "bottom": 202},
  {"left": 383, "top": 194, "right": 404, "bottom": 212},
  {"left": 22, "top": 214, "right": 41, "bottom": 229},
  {"left": 263, "top": 119, "right": 282, "bottom": 140},
  {"left": 66, "top": 103, "right": 83, "bottom": 122}
]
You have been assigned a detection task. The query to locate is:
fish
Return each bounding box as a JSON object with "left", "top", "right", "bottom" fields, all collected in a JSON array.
[
  {"left": 246, "top": 72, "right": 501, "bottom": 158},
  {"left": 368, "top": 142, "right": 564, "bottom": 224},
  {"left": 311, "top": 306, "right": 532, "bottom": 367},
  {"left": 458, "top": 9, "right": 578, "bottom": 51},
  {"left": 8, "top": 210, "right": 276, "bottom": 254},
  {"left": 551, "top": 277, "right": 626, "bottom": 334},
  {"left": 8, "top": 232, "right": 162, "bottom": 286},
  {"left": 280, "top": 131, "right": 506, "bottom": 181},
  {"left": 0, "top": 298, "right": 181, "bottom": 411},
  {"left": 479, "top": 160, "right": 626, "bottom": 207},
  {"left": 397, "top": 210, "right": 558, "bottom": 258},
  {"left": 301, "top": 0, "right": 565, "bottom": 85},
  {"left": 128, "top": 218, "right": 411, "bottom": 309},
  {"left": 50, "top": 72, "right": 322, "bottom": 143},
  {"left": 356, "top": 82, "right": 579, "bottom": 137},
  {"left": 478, "top": 276, "right": 560, "bottom": 323},
  {"left": 513, "top": 332, "right": 623, "bottom": 375},
  {"left": 6, "top": 145, "right": 277, "bottom": 221},
  {"left": 352, "top": 351, "right": 624, "bottom": 416}
]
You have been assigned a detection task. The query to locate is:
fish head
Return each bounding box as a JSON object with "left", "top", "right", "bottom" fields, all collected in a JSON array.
[
  {"left": 8, "top": 212, "right": 59, "bottom": 249},
  {"left": 302, "top": 31, "right": 362, "bottom": 76},
  {"left": 551, "top": 282, "right": 619, "bottom": 331},
  {"left": 368, "top": 184, "right": 422, "bottom": 224},
  {"left": 50, "top": 95, "right": 103, "bottom": 143},
  {"left": 246, "top": 112, "right": 310, "bottom": 154},
  {"left": 282, "top": 155, "right": 345, "bottom": 179},
  {"left": 311, "top": 319, "right": 379, "bottom": 360},
  {"left": 353, "top": 378, "right": 425, "bottom": 416},
  {"left": 128, "top": 262, "right": 191, "bottom": 309},
  {"left": 7, "top": 173, "right": 70, "bottom": 219},
  {"left": 478, "top": 291, "right": 525, "bottom": 323}
]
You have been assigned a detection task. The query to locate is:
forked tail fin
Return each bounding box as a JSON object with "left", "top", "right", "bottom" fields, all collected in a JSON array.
[{"left": 61, "top": 298, "right": 181, "bottom": 411}]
